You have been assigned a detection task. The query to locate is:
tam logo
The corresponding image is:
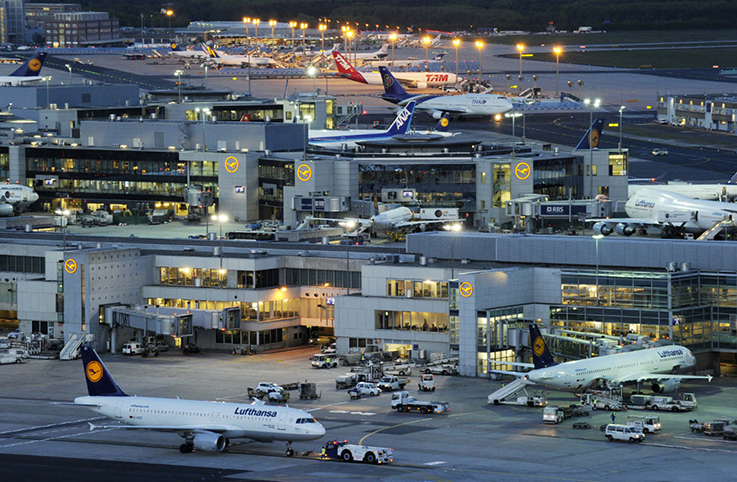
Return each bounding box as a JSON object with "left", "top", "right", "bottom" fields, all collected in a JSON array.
[
  {"left": 424, "top": 74, "right": 448, "bottom": 82},
  {"left": 336, "top": 55, "right": 352, "bottom": 72}
]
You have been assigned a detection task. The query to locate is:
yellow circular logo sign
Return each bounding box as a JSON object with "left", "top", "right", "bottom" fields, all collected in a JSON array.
[
  {"left": 28, "top": 58, "right": 41, "bottom": 72},
  {"left": 297, "top": 164, "right": 312, "bottom": 182},
  {"left": 440, "top": 117, "right": 449, "bottom": 127},
  {"left": 590, "top": 129, "right": 600, "bottom": 148},
  {"left": 459, "top": 282, "right": 473, "bottom": 298},
  {"left": 533, "top": 336, "right": 545, "bottom": 357},
  {"left": 515, "top": 162, "right": 531, "bottom": 180},
  {"left": 224, "top": 156, "right": 239, "bottom": 173},
  {"left": 64, "top": 259, "right": 77, "bottom": 274},
  {"left": 86, "top": 361, "right": 103, "bottom": 383}
]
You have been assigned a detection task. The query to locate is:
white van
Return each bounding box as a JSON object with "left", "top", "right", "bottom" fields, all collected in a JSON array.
[
  {"left": 122, "top": 342, "right": 144, "bottom": 355},
  {"left": 605, "top": 424, "right": 644, "bottom": 443}
]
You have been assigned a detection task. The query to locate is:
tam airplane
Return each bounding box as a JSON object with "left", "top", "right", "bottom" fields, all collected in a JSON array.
[
  {"left": 497, "top": 324, "right": 712, "bottom": 393},
  {"left": 0, "top": 183, "right": 39, "bottom": 216},
  {"left": 0, "top": 52, "right": 47, "bottom": 85},
  {"left": 74, "top": 347, "right": 326, "bottom": 455},
  {"left": 333, "top": 51, "right": 459, "bottom": 88}
]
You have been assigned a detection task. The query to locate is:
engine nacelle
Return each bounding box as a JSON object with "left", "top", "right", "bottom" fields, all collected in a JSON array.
[
  {"left": 592, "top": 221, "right": 612, "bottom": 236},
  {"left": 415, "top": 82, "right": 428, "bottom": 89},
  {"left": 192, "top": 432, "right": 226, "bottom": 452},
  {"left": 0, "top": 204, "right": 14, "bottom": 217},
  {"left": 431, "top": 111, "right": 444, "bottom": 120},
  {"left": 652, "top": 378, "right": 681, "bottom": 393},
  {"left": 614, "top": 223, "right": 637, "bottom": 236}
]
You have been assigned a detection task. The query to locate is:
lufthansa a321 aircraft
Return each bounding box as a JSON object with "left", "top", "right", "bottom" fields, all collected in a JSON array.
[
  {"left": 496, "top": 324, "right": 712, "bottom": 393},
  {"left": 74, "top": 347, "right": 326, "bottom": 455}
]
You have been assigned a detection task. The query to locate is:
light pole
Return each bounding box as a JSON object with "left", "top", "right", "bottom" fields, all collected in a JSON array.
[
  {"left": 307, "top": 66, "right": 317, "bottom": 98},
  {"left": 140, "top": 13, "right": 144, "bottom": 44},
  {"left": 289, "top": 21, "right": 297, "bottom": 46},
  {"left": 174, "top": 70, "right": 183, "bottom": 102},
  {"left": 45, "top": 76, "right": 51, "bottom": 108},
  {"left": 269, "top": 20, "right": 277, "bottom": 40},
  {"left": 475, "top": 40, "right": 484, "bottom": 75},
  {"left": 243, "top": 17, "right": 251, "bottom": 38},
  {"left": 253, "top": 18, "right": 260, "bottom": 44},
  {"left": 516, "top": 43, "right": 525, "bottom": 88},
  {"left": 453, "top": 38, "right": 460, "bottom": 76},
  {"left": 423, "top": 36, "right": 431, "bottom": 63},
  {"left": 505, "top": 112, "right": 522, "bottom": 152},
  {"left": 196, "top": 107, "right": 210, "bottom": 150},
  {"left": 300, "top": 23, "right": 308, "bottom": 47},
  {"left": 584, "top": 98, "right": 601, "bottom": 199},
  {"left": 390, "top": 32, "right": 397, "bottom": 65},
  {"left": 212, "top": 213, "right": 228, "bottom": 271},
  {"left": 56, "top": 209, "right": 70, "bottom": 251},
  {"left": 346, "top": 30, "right": 354, "bottom": 64},
  {"left": 166, "top": 9, "right": 173, "bottom": 34},
  {"left": 444, "top": 223, "right": 461, "bottom": 279},
  {"left": 64, "top": 63, "right": 72, "bottom": 81},
  {"left": 553, "top": 46, "right": 562, "bottom": 96},
  {"left": 593, "top": 234, "right": 604, "bottom": 305},
  {"left": 319, "top": 24, "right": 327, "bottom": 51},
  {"left": 618, "top": 105, "right": 625, "bottom": 152},
  {"left": 204, "top": 64, "right": 208, "bottom": 88}
]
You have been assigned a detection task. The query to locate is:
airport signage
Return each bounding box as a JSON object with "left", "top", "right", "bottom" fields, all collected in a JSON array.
[
  {"left": 224, "top": 156, "right": 239, "bottom": 173},
  {"left": 540, "top": 205, "right": 587, "bottom": 217},
  {"left": 297, "top": 164, "right": 312, "bottom": 181},
  {"left": 460, "top": 282, "right": 474, "bottom": 298},
  {"left": 64, "top": 259, "right": 78, "bottom": 274},
  {"left": 515, "top": 162, "right": 531, "bottom": 180}
]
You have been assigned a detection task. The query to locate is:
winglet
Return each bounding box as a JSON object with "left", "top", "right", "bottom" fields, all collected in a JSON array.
[
  {"left": 386, "top": 101, "right": 416, "bottom": 136},
  {"left": 81, "top": 346, "right": 127, "bottom": 397},
  {"left": 575, "top": 118, "right": 604, "bottom": 150},
  {"left": 332, "top": 51, "right": 367, "bottom": 84},
  {"left": 88, "top": 422, "right": 98, "bottom": 431},
  {"left": 708, "top": 374, "right": 713, "bottom": 382},
  {"left": 529, "top": 323, "right": 558, "bottom": 369},
  {"left": 728, "top": 172, "right": 737, "bottom": 184}
]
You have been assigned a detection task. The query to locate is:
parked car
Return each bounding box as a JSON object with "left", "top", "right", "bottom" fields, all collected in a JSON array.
[{"left": 122, "top": 342, "right": 144, "bottom": 355}]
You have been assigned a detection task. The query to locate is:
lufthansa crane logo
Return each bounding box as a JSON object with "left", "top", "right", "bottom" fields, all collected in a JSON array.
[
  {"left": 440, "top": 117, "right": 450, "bottom": 128},
  {"left": 459, "top": 282, "right": 473, "bottom": 298},
  {"left": 64, "top": 259, "right": 77, "bottom": 274},
  {"left": 515, "top": 162, "right": 531, "bottom": 180},
  {"left": 28, "top": 58, "right": 41, "bottom": 72},
  {"left": 533, "top": 336, "right": 545, "bottom": 357},
  {"left": 224, "top": 157, "right": 239, "bottom": 173},
  {"left": 86, "top": 361, "right": 103, "bottom": 383},
  {"left": 297, "top": 164, "right": 312, "bottom": 182},
  {"left": 590, "top": 129, "right": 600, "bottom": 148}
]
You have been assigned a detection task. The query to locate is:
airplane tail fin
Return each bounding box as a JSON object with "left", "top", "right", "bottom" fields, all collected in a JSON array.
[
  {"left": 433, "top": 113, "right": 452, "bottom": 132},
  {"left": 201, "top": 44, "right": 218, "bottom": 58},
  {"left": 332, "top": 51, "right": 367, "bottom": 84},
  {"left": 574, "top": 118, "right": 604, "bottom": 150},
  {"left": 81, "top": 346, "right": 127, "bottom": 397},
  {"left": 529, "top": 323, "right": 557, "bottom": 369},
  {"left": 9, "top": 52, "right": 46, "bottom": 77},
  {"left": 170, "top": 43, "right": 183, "bottom": 52},
  {"left": 378, "top": 66, "right": 411, "bottom": 101},
  {"left": 433, "top": 53, "right": 446, "bottom": 61},
  {"left": 386, "top": 101, "right": 416, "bottom": 136},
  {"left": 729, "top": 172, "right": 737, "bottom": 184}
]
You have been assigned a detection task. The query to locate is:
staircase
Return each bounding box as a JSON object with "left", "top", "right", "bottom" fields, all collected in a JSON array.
[
  {"left": 487, "top": 377, "right": 535, "bottom": 405},
  {"left": 60, "top": 333, "right": 94, "bottom": 361},
  {"left": 697, "top": 219, "right": 735, "bottom": 241}
]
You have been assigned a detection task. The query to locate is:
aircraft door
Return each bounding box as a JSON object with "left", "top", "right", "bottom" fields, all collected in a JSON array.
[
  {"left": 114, "top": 401, "right": 123, "bottom": 419},
  {"left": 277, "top": 410, "right": 287, "bottom": 431}
]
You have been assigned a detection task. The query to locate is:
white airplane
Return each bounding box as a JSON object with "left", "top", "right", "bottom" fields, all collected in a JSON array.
[
  {"left": 309, "top": 101, "right": 416, "bottom": 148},
  {"left": 379, "top": 66, "right": 513, "bottom": 119},
  {"left": 306, "top": 205, "right": 460, "bottom": 236},
  {"left": 74, "top": 347, "right": 325, "bottom": 455},
  {"left": 333, "top": 51, "right": 459, "bottom": 89},
  {"left": 364, "top": 53, "right": 446, "bottom": 69},
  {"left": 0, "top": 52, "right": 47, "bottom": 85},
  {"left": 628, "top": 173, "right": 737, "bottom": 201},
  {"left": 203, "top": 44, "right": 283, "bottom": 68},
  {"left": 0, "top": 183, "right": 39, "bottom": 216},
  {"left": 344, "top": 43, "right": 389, "bottom": 61},
  {"left": 592, "top": 188, "right": 737, "bottom": 238},
  {"left": 168, "top": 43, "right": 208, "bottom": 60},
  {"left": 493, "top": 324, "right": 712, "bottom": 394}
]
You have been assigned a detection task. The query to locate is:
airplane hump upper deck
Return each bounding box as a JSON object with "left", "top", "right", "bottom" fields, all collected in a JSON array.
[{"left": 81, "top": 346, "right": 128, "bottom": 397}]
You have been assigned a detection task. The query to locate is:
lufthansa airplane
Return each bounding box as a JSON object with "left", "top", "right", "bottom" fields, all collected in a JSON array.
[
  {"left": 0, "top": 52, "right": 47, "bottom": 85},
  {"left": 75, "top": 347, "right": 326, "bottom": 455},
  {"left": 496, "top": 324, "right": 712, "bottom": 393}
]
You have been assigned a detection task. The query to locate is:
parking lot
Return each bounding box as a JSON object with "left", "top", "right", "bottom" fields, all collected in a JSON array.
[{"left": 0, "top": 346, "right": 736, "bottom": 481}]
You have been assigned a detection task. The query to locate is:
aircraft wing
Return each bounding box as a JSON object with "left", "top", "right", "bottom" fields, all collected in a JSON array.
[
  {"left": 587, "top": 218, "right": 657, "bottom": 227},
  {"left": 486, "top": 360, "right": 535, "bottom": 369},
  {"left": 488, "top": 369, "right": 529, "bottom": 378},
  {"left": 607, "top": 372, "right": 713, "bottom": 384},
  {"left": 393, "top": 219, "right": 458, "bottom": 229}
]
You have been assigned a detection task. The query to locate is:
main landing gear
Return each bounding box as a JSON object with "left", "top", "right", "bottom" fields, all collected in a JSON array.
[
  {"left": 286, "top": 442, "right": 295, "bottom": 457},
  {"left": 179, "top": 443, "right": 194, "bottom": 453}
]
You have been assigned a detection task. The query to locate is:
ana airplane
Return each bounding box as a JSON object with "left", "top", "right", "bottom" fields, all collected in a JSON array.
[
  {"left": 496, "top": 324, "right": 712, "bottom": 393},
  {"left": 203, "top": 44, "right": 282, "bottom": 68},
  {"left": 0, "top": 52, "right": 47, "bottom": 85},
  {"left": 309, "top": 101, "right": 416, "bottom": 148},
  {"left": 379, "top": 66, "right": 513, "bottom": 119},
  {"left": 74, "top": 347, "right": 326, "bottom": 455},
  {"left": 592, "top": 188, "right": 737, "bottom": 238},
  {"left": 0, "top": 183, "right": 39, "bottom": 216},
  {"left": 333, "top": 51, "right": 459, "bottom": 89},
  {"left": 628, "top": 173, "right": 737, "bottom": 201}
]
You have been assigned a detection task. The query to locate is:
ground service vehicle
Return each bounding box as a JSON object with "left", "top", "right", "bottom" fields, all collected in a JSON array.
[
  {"left": 723, "top": 426, "right": 737, "bottom": 440},
  {"left": 353, "top": 382, "right": 381, "bottom": 396},
  {"left": 605, "top": 424, "right": 645, "bottom": 443},
  {"left": 543, "top": 406, "right": 574, "bottom": 424},
  {"left": 255, "top": 382, "right": 283, "bottom": 395},
  {"left": 122, "top": 342, "right": 144, "bottom": 355},
  {"left": 335, "top": 373, "right": 359, "bottom": 389},
  {"left": 573, "top": 421, "right": 594, "bottom": 429},
  {"left": 322, "top": 440, "right": 393, "bottom": 464},
  {"left": 419, "top": 374, "right": 436, "bottom": 391},
  {"left": 627, "top": 415, "right": 661, "bottom": 433},
  {"left": 377, "top": 376, "right": 408, "bottom": 391},
  {"left": 0, "top": 352, "right": 23, "bottom": 364},
  {"left": 391, "top": 391, "right": 449, "bottom": 414},
  {"left": 312, "top": 353, "right": 339, "bottom": 369},
  {"left": 652, "top": 148, "right": 668, "bottom": 156},
  {"left": 650, "top": 396, "right": 693, "bottom": 412},
  {"left": 580, "top": 392, "right": 624, "bottom": 411},
  {"left": 423, "top": 364, "right": 458, "bottom": 375}
]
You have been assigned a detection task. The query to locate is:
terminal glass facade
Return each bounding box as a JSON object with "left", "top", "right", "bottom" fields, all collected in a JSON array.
[
  {"left": 532, "top": 157, "right": 583, "bottom": 200},
  {"left": 477, "top": 308, "right": 524, "bottom": 374}
]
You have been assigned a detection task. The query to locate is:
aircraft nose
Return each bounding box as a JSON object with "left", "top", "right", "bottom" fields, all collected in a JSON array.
[
  {"left": 31, "top": 192, "right": 39, "bottom": 202},
  {"left": 315, "top": 422, "right": 326, "bottom": 437}
]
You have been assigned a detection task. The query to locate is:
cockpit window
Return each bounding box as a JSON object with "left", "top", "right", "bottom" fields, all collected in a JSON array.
[{"left": 296, "top": 418, "right": 317, "bottom": 424}]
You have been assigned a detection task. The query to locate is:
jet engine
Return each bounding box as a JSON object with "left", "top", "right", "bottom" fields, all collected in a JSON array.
[
  {"left": 592, "top": 221, "right": 612, "bottom": 236},
  {"left": 415, "top": 82, "right": 428, "bottom": 89},
  {"left": 432, "top": 111, "right": 445, "bottom": 120},
  {"left": 614, "top": 223, "right": 637, "bottom": 236},
  {"left": 651, "top": 378, "right": 681, "bottom": 393},
  {"left": 0, "top": 204, "right": 14, "bottom": 217},
  {"left": 192, "top": 432, "right": 226, "bottom": 452}
]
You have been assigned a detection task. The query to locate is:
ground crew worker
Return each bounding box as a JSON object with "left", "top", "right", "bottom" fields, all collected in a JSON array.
[
  {"left": 320, "top": 446, "right": 326, "bottom": 459},
  {"left": 611, "top": 411, "right": 616, "bottom": 423}
]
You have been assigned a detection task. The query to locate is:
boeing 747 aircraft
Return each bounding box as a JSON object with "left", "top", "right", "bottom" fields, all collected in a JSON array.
[
  {"left": 74, "top": 347, "right": 325, "bottom": 455},
  {"left": 0, "top": 183, "right": 39, "bottom": 216}
]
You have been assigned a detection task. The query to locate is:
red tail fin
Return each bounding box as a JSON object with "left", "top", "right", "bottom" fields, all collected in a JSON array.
[{"left": 332, "top": 51, "right": 367, "bottom": 84}]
